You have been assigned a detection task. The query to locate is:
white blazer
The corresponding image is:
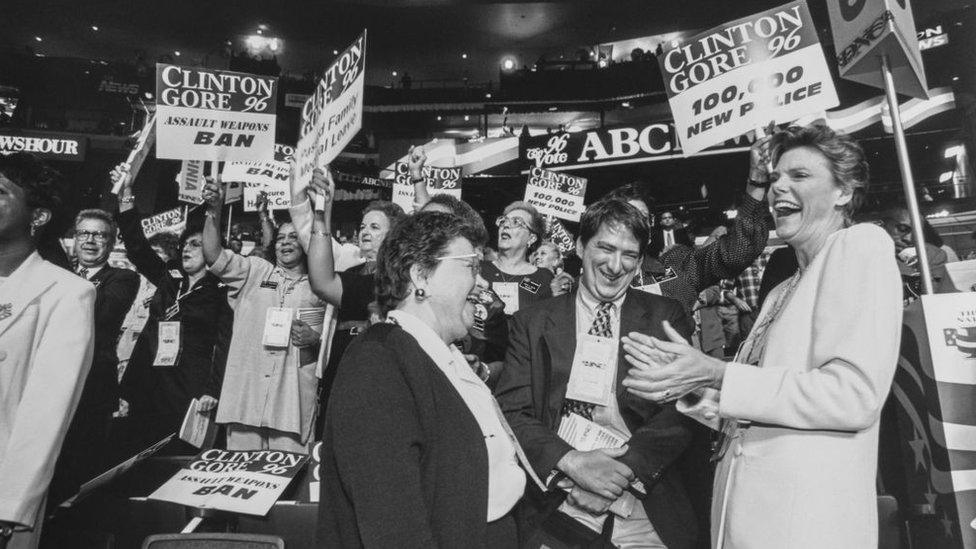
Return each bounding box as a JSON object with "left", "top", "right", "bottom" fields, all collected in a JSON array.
[
  {"left": 685, "top": 224, "right": 903, "bottom": 549},
  {"left": 0, "top": 253, "right": 94, "bottom": 547}
]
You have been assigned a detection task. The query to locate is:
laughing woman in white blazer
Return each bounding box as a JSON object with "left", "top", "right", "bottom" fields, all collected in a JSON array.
[
  {"left": 0, "top": 153, "right": 95, "bottom": 549},
  {"left": 620, "top": 125, "right": 902, "bottom": 549}
]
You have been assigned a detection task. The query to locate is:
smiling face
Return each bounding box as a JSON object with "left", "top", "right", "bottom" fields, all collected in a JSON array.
[
  {"left": 423, "top": 237, "right": 480, "bottom": 342},
  {"left": 577, "top": 221, "right": 641, "bottom": 302},
  {"left": 496, "top": 208, "right": 537, "bottom": 257},
  {"left": 274, "top": 222, "right": 305, "bottom": 268},
  {"left": 359, "top": 210, "right": 392, "bottom": 256},
  {"left": 531, "top": 242, "right": 560, "bottom": 270},
  {"left": 73, "top": 217, "right": 114, "bottom": 268},
  {"left": 181, "top": 232, "right": 206, "bottom": 275},
  {"left": 769, "top": 146, "right": 850, "bottom": 255}
]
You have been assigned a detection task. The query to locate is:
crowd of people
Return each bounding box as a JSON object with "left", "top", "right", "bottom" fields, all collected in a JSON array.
[{"left": 0, "top": 123, "right": 950, "bottom": 548}]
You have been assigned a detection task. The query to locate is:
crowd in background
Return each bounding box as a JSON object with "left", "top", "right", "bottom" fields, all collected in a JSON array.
[{"left": 0, "top": 123, "right": 964, "bottom": 548}]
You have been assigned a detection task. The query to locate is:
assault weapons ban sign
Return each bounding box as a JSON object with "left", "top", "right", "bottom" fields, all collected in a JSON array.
[
  {"left": 148, "top": 449, "right": 308, "bottom": 516},
  {"left": 155, "top": 64, "right": 278, "bottom": 161},
  {"left": 225, "top": 144, "right": 295, "bottom": 211},
  {"left": 295, "top": 32, "right": 366, "bottom": 191},
  {"left": 524, "top": 167, "right": 587, "bottom": 222},
  {"left": 657, "top": 0, "right": 838, "bottom": 154}
]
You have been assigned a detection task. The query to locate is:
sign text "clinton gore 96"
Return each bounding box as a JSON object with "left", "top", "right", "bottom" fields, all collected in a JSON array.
[{"left": 158, "top": 66, "right": 275, "bottom": 113}]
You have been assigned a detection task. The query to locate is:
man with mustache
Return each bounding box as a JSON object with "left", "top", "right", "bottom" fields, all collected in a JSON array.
[{"left": 49, "top": 209, "right": 139, "bottom": 505}]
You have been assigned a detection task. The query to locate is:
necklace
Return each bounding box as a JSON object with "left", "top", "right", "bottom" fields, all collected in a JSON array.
[{"left": 738, "top": 269, "right": 803, "bottom": 366}]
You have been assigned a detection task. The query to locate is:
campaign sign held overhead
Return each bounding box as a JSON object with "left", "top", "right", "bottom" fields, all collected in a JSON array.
[
  {"left": 155, "top": 64, "right": 278, "bottom": 161},
  {"left": 524, "top": 167, "right": 587, "bottom": 223},
  {"left": 295, "top": 32, "right": 366, "bottom": 191},
  {"left": 657, "top": 0, "right": 838, "bottom": 155}
]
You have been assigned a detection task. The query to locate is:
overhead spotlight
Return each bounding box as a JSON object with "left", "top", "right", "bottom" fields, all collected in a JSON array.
[
  {"left": 258, "top": 23, "right": 269, "bottom": 31},
  {"left": 725, "top": 209, "right": 739, "bottom": 219},
  {"left": 621, "top": 101, "right": 631, "bottom": 108},
  {"left": 501, "top": 57, "right": 516, "bottom": 71},
  {"left": 940, "top": 171, "right": 954, "bottom": 183},
  {"left": 461, "top": 53, "right": 468, "bottom": 59},
  {"left": 392, "top": 70, "right": 398, "bottom": 77},
  {"left": 464, "top": 115, "right": 470, "bottom": 121},
  {"left": 485, "top": 93, "right": 492, "bottom": 99},
  {"left": 945, "top": 145, "right": 964, "bottom": 158},
  {"left": 597, "top": 59, "right": 608, "bottom": 68},
  {"left": 174, "top": 50, "right": 181, "bottom": 56},
  {"left": 437, "top": 115, "right": 442, "bottom": 121},
  {"left": 91, "top": 25, "right": 99, "bottom": 31},
  {"left": 144, "top": 91, "right": 154, "bottom": 100},
  {"left": 548, "top": 106, "right": 558, "bottom": 112},
  {"left": 332, "top": 49, "right": 339, "bottom": 55},
  {"left": 256, "top": 29, "right": 263, "bottom": 35},
  {"left": 34, "top": 36, "right": 42, "bottom": 42}
]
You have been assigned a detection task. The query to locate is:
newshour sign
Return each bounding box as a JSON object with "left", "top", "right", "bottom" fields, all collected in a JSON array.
[
  {"left": 0, "top": 131, "right": 87, "bottom": 161},
  {"left": 657, "top": 0, "right": 839, "bottom": 154},
  {"left": 825, "top": 0, "right": 929, "bottom": 99},
  {"left": 155, "top": 64, "right": 278, "bottom": 161}
]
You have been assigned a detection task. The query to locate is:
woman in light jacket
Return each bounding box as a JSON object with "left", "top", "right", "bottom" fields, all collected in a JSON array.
[
  {"left": 621, "top": 125, "right": 902, "bottom": 549},
  {"left": 0, "top": 153, "right": 95, "bottom": 549}
]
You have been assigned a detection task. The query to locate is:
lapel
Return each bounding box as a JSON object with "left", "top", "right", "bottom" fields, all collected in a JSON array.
[
  {"left": 0, "top": 252, "right": 57, "bottom": 339},
  {"left": 89, "top": 264, "right": 113, "bottom": 290},
  {"left": 616, "top": 289, "right": 654, "bottom": 388},
  {"left": 541, "top": 291, "right": 577, "bottom": 382}
]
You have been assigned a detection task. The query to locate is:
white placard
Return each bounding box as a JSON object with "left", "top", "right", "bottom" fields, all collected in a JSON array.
[{"left": 524, "top": 167, "right": 587, "bottom": 223}]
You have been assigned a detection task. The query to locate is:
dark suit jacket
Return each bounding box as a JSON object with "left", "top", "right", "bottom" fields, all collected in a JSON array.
[
  {"left": 650, "top": 226, "right": 693, "bottom": 258},
  {"left": 318, "top": 323, "right": 507, "bottom": 549},
  {"left": 494, "top": 288, "right": 698, "bottom": 549},
  {"left": 80, "top": 264, "right": 139, "bottom": 414}
]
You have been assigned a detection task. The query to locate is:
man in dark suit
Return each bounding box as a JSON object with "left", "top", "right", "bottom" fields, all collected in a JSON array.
[
  {"left": 49, "top": 208, "right": 139, "bottom": 506},
  {"left": 649, "top": 210, "right": 693, "bottom": 258},
  {"left": 495, "top": 198, "right": 697, "bottom": 549}
]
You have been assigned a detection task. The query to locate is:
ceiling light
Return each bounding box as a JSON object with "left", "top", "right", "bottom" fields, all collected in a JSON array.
[
  {"left": 945, "top": 145, "right": 964, "bottom": 158},
  {"left": 485, "top": 93, "right": 492, "bottom": 99},
  {"left": 34, "top": 36, "right": 42, "bottom": 42},
  {"left": 939, "top": 171, "right": 954, "bottom": 183},
  {"left": 548, "top": 106, "right": 558, "bottom": 112},
  {"left": 256, "top": 29, "right": 263, "bottom": 35},
  {"left": 174, "top": 50, "right": 181, "bottom": 56},
  {"left": 91, "top": 25, "right": 99, "bottom": 31},
  {"left": 501, "top": 57, "right": 516, "bottom": 71},
  {"left": 332, "top": 49, "right": 338, "bottom": 55},
  {"left": 258, "top": 24, "right": 269, "bottom": 31},
  {"left": 464, "top": 115, "right": 470, "bottom": 121},
  {"left": 437, "top": 116, "right": 442, "bottom": 121},
  {"left": 392, "top": 70, "right": 398, "bottom": 77}
]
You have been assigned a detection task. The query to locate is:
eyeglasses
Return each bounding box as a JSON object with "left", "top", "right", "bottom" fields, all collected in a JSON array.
[
  {"left": 436, "top": 252, "right": 481, "bottom": 276},
  {"left": 75, "top": 230, "right": 111, "bottom": 243},
  {"left": 495, "top": 215, "right": 531, "bottom": 231}
]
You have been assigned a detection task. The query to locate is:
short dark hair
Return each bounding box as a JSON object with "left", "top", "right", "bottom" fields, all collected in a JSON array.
[
  {"left": 770, "top": 124, "right": 869, "bottom": 225},
  {"left": 362, "top": 200, "right": 406, "bottom": 226},
  {"left": 148, "top": 232, "right": 181, "bottom": 259},
  {"left": 579, "top": 198, "right": 651, "bottom": 257},
  {"left": 0, "top": 152, "right": 63, "bottom": 212},
  {"left": 74, "top": 208, "right": 118, "bottom": 243},
  {"left": 376, "top": 211, "right": 482, "bottom": 314},
  {"left": 603, "top": 182, "right": 656, "bottom": 213},
  {"left": 423, "top": 194, "right": 488, "bottom": 248},
  {"left": 503, "top": 201, "right": 546, "bottom": 255}
]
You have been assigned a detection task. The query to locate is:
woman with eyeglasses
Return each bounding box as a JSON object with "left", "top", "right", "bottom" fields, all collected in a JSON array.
[
  {"left": 109, "top": 164, "right": 233, "bottom": 454},
  {"left": 482, "top": 202, "right": 555, "bottom": 316},
  {"left": 319, "top": 211, "right": 534, "bottom": 549},
  {"left": 201, "top": 177, "right": 325, "bottom": 453}
]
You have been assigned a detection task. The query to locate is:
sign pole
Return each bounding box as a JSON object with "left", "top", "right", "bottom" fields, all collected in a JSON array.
[{"left": 880, "top": 54, "right": 934, "bottom": 295}]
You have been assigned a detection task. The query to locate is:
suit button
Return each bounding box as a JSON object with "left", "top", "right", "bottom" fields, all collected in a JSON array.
[{"left": 0, "top": 351, "right": 7, "bottom": 361}]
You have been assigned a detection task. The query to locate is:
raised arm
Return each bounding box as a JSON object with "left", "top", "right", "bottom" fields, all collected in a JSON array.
[
  {"left": 111, "top": 163, "right": 169, "bottom": 285},
  {"left": 256, "top": 191, "right": 277, "bottom": 256},
  {"left": 408, "top": 145, "right": 430, "bottom": 212},
  {"left": 306, "top": 168, "right": 344, "bottom": 306},
  {"left": 201, "top": 176, "right": 226, "bottom": 267}
]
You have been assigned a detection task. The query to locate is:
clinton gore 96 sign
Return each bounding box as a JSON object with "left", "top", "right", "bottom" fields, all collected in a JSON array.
[
  {"left": 155, "top": 65, "right": 278, "bottom": 162},
  {"left": 658, "top": 0, "right": 838, "bottom": 155}
]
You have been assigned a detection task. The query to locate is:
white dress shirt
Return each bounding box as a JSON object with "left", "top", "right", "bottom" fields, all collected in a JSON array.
[{"left": 387, "top": 310, "right": 526, "bottom": 521}]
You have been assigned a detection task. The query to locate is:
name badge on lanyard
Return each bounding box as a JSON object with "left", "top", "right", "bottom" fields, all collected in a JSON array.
[
  {"left": 565, "top": 333, "right": 617, "bottom": 407},
  {"left": 263, "top": 307, "right": 294, "bottom": 348},
  {"left": 493, "top": 282, "right": 519, "bottom": 314},
  {"left": 163, "top": 302, "right": 180, "bottom": 320},
  {"left": 154, "top": 321, "right": 181, "bottom": 367}
]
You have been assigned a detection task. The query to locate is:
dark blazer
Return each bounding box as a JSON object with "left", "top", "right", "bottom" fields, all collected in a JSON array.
[
  {"left": 318, "top": 322, "right": 506, "bottom": 549},
  {"left": 494, "top": 288, "right": 698, "bottom": 549},
  {"left": 80, "top": 264, "right": 139, "bottom": 414},
  {"left": 116, "top": 209, "right": 232, "bottom": 421},
  {"left": 649, "top": 226, "right": 693, "bottom": 258}
]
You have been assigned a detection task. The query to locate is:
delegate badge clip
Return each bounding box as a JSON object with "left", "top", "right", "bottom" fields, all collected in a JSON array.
[
  {"left": 564, "top": 333, "right": 617, "bottom": 407},
  {"left": 154, "top": 321, "right": 181, "bottom": 367},
  {"left": 263, "top": 307, "right": 294, "bottom": 348}
]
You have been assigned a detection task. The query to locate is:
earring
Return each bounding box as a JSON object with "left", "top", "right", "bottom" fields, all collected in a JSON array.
[
  {"left": 414, "top": 288, "right": 427, "bottom": 300},
  {"left": 29, "top": 223, "right": 38, "bottom": 237}
]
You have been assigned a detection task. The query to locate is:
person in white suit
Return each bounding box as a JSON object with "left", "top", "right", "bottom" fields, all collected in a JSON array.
[
  {"left": 0, "top": 153, "right": 95, "bottom": 549},
  {"left": 620, "top": 125, "right": 902, "bottom": 549}
]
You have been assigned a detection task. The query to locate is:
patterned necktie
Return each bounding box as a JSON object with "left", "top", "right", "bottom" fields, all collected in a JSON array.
[
  {"left": 78, "top": 267, "right": 90, "bottom": 280},
  {"left": 561, "top": 301, "right": 615, "bottom": 420}
]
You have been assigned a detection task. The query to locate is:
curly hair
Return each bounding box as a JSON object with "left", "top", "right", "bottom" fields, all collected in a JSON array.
[
  {"left": 770, "top": 124, "right": 869, "bottom": 225},
  {"left": 362, "top": 200, "right": 406, "bottom": 227},
  {"left": 421, "top": 194, "right": 488, "bottom": 248},
  {"left": 375, "top": 211, "right": 482, "bottom": 314},
  {"left": 579, "top": 198, "right": 651, "bottom": 257},
  {"left": 502, "top": 201, "right": 546, "bottom": 256}
]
